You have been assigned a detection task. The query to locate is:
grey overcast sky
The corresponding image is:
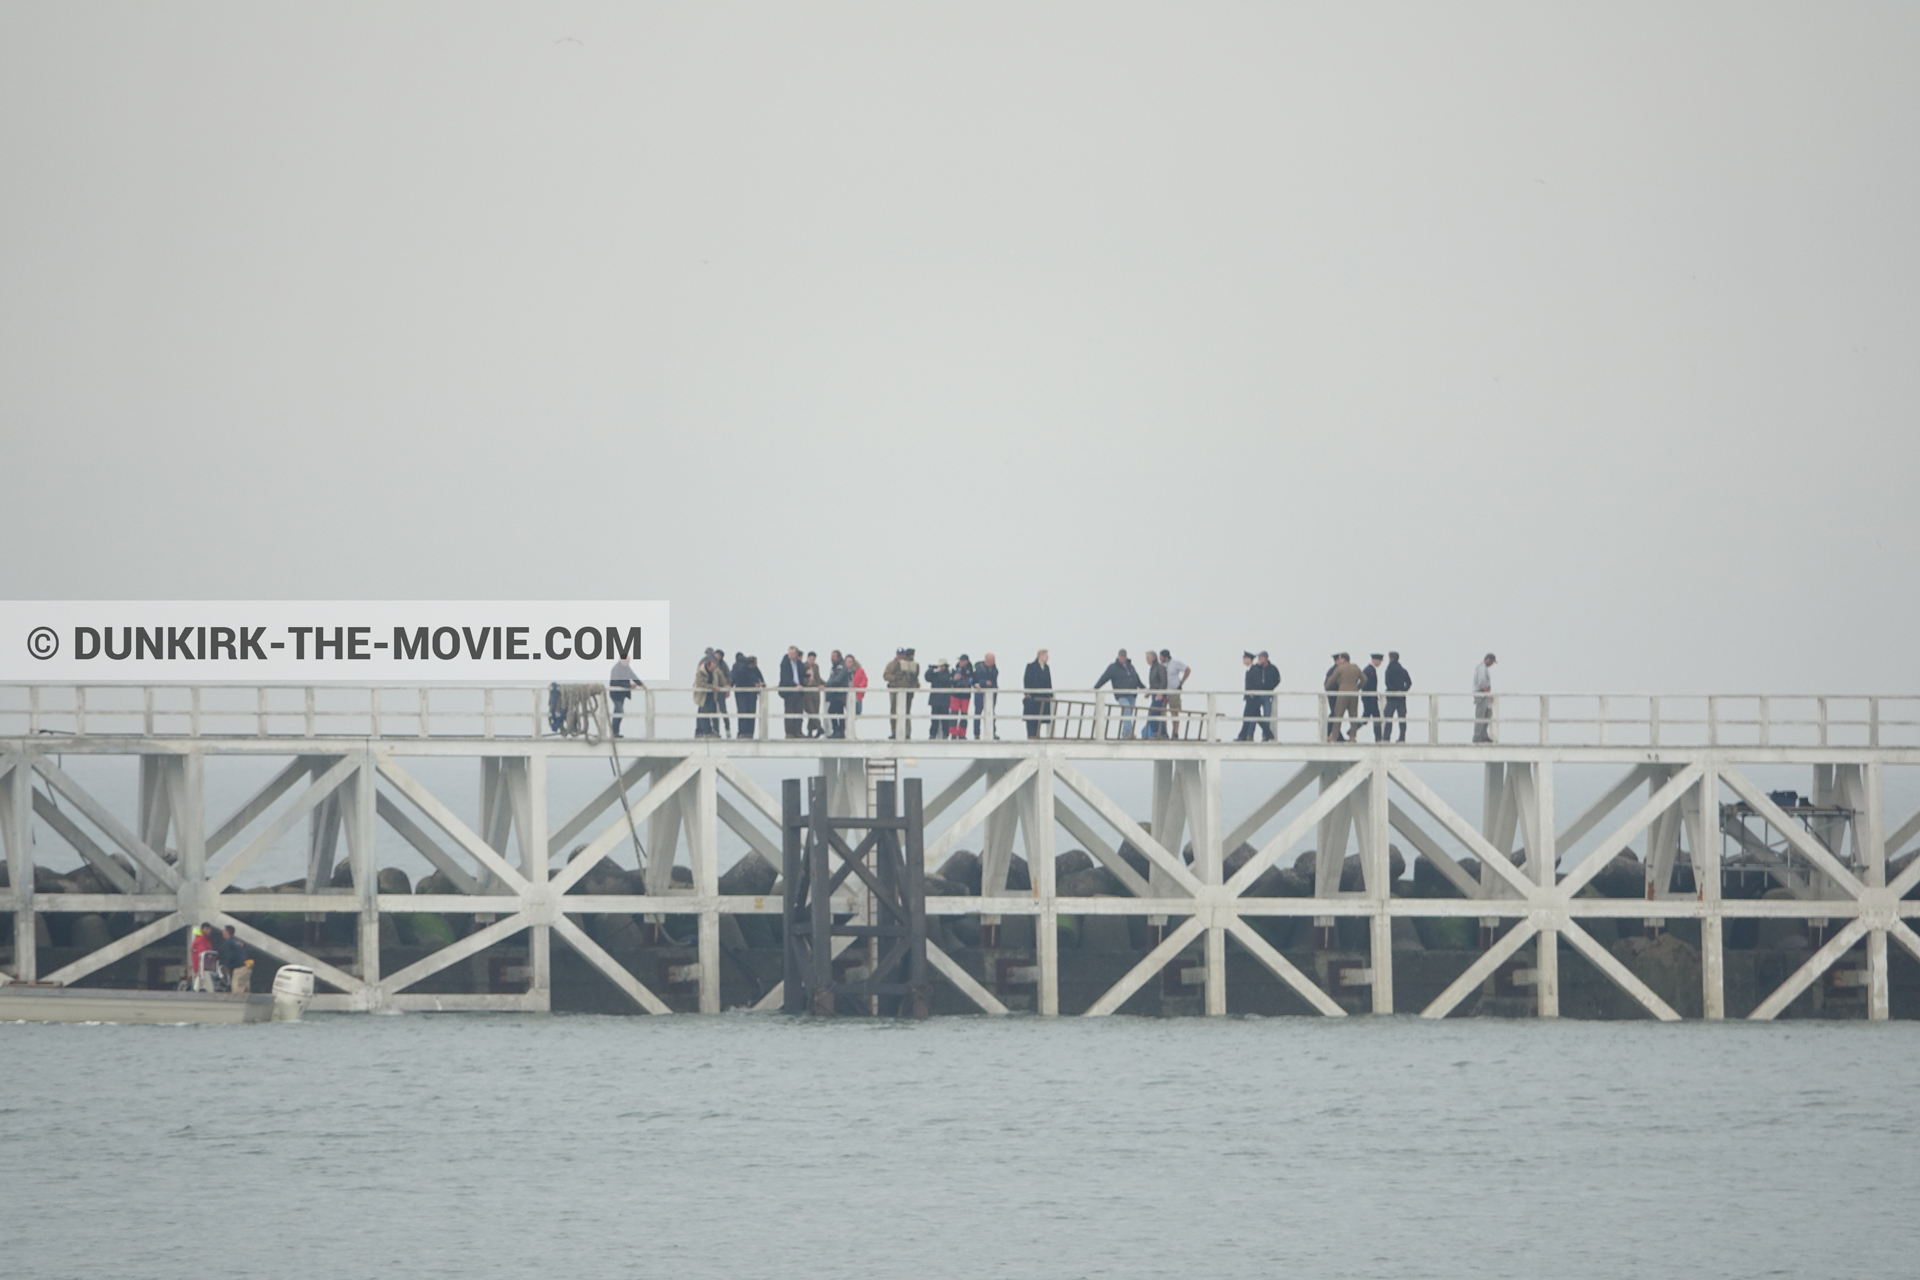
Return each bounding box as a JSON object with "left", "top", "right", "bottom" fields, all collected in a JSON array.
[{"left": 2, "top": 3, "right": 1915, "bottom": 694}]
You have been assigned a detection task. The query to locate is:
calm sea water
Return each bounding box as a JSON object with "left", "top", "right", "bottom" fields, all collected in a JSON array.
[{"left": 4, "top": 1014, "right": 1914, "bottom": 1279}]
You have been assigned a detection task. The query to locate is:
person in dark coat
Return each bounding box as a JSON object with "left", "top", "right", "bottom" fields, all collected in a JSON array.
[
  {"left": 825, "top": 652, "right": 851, "bottom": 739},
  {"left": 779, "top": 646, "right": 806, "bottom": 739},
  {"left": 1094, "top": 649, "right": 1144, "bottom": 739},
  {"left": 1362, "top": 654, "right": 1385, "bottom": 741},
  {"left": 1237, "top": 651, "right": 1280, "bottom": 741},
  {"left": 1022, "top": 649, "right": 1053, "bottom": 739},
  {"left": 731, "top": 653, "right": 763, "bottom": 738},
  {"left": 972, "top": 653, "right": 999, "bottom": 739},
  {"left": 1145, "top": 648, "right": 1168, "bottom": 739},
  {"left": 1384, "top": 651, "right": 1411, "bottom": 743},
  {"left": 926, "top": 660, "right": 954, "bottom": 739}
]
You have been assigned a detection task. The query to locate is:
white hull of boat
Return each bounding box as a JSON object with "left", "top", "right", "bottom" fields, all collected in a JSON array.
[{"left": 0, "top": 985, "right": 276, "bottom": 1024}]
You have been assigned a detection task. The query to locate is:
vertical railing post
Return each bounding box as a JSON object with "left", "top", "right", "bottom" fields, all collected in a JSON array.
[
  {"left": 1817, "top": 696, "right": 1828, "bottom": 747},
  {"left": 418, "top": 688, "right": 430, "bottom": 739},
  {"left": 370, "top": 686, "right": 382, "bottom": 739},
  {"left": 304, "top": 687, "right": 316, "bottom": 738},
  {"left": 75, "top": 686, "right": 87, "bottom": 737},
  {"left": 1759, "top": 695, "right": 1770, "bottom": 747},
  {"left": 1538, "top": 694, "right": 1550, "bottom": 746},
  {"left": 28, "top": 685, "right": 40, "bottom": 736},
  {"left": 1696, "top": 760, "right": 1724, "bottom": 1019},
  {"left": 483, "top": 688, "right": 496, "bottom": 740},
  {"left": 1869, "top": 697, "right": 1880, "bottom": 749},
  {"left": 1427, "top": 693, "right": 1439, "bottom": 745},
  {"left": 258, "top": 686, "right": 269, "bottom": 738},
  {"left": 646, "top": 688, "right": 658, "bottom": 741},
  {"left": 1648, "top": 695, "right": 1659, "bottom": 749},
  {"left": 1707, "top": 695, "right": 1719, "bottom": 748},
  {"left": 145, "top": 687, "right": 156, "bottom": 737},
  {"left": 1598, "top": 694, "right": 1610, "bottom": 746}
]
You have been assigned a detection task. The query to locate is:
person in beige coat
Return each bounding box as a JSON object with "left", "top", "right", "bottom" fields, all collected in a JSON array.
[
  {"left": 693, "top": 651, "right": 731, "bottom": 738},
  {"left": 882, "top": 647, "right": 921, "bottom": 740},
  {"left": 1325, "top": 652, "right": 1364, "bottom": 741}
]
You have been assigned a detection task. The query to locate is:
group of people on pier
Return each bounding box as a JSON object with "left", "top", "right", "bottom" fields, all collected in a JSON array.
[{"left": 602, "top": 644, "right": 1499, "bottom": 742}]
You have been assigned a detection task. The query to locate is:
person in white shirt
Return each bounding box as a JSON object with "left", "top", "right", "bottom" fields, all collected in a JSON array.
[{"left": 1472, "top": 653, "right": 1497, "bottom": 743}]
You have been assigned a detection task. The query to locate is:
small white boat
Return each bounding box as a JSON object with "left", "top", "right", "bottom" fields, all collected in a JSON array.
[{"left": 0, "top": 983, "right": 277, "bottom": 1024}]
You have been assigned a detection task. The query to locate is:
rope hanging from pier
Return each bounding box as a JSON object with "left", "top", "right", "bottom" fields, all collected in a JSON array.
[{"left": 550, "top": 683, "right": 608, "bottom": 742}]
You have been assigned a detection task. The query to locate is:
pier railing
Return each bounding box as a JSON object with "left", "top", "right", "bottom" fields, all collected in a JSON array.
[{"left": 2, "top": 684, "right": 1919, "bottom": 748}]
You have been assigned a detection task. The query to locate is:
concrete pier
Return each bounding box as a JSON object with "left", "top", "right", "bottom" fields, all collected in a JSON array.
[{"left": 3, "top": 683, "right": 1917, "bottom": 1019}]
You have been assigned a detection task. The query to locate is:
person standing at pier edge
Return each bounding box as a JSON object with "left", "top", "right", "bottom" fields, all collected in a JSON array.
[
  {"left": 848, "top": 654, "right": 867, "bottom": 718},
  {"left": 1023, "top": 649, "right": 1053, "bottom": 738},
  {"left": 1473, "top": 653, "right": 1497, "bottom": 742},
  {"left": 1161, "top": 650, "right": 1189, "bottom": 739},
  {"left": 1095, "top": 649, "right": 1144, "bottom": 738},
  {"left": 927, "top": 659, "right": 953, "bottom": 739},
  {"left": 1384, "top": 651, "right": 1411, "bottom": 742},
  {"left": 803, "top": 651, "right": 825, "bottom": 737},
  {"left": 732, "top": 653, "right": 764, "bottom": 738},
  {"left": 825, "top": 652, "right": 851, "bottom": 739},
  {"left": 1362, "top": 654, "right": 1384, "bottom": 741},
  {"left": 693, "top": 651, "right": 728, "bottom": 737},
  {"left": 609, "top": 654, "right": 644, "bottom": 738},
  {"left": 972, "top": 652, "right": 998, "bottom": 738},
  {"left": 952, "top": 656, "right": 976, "bottom": 739},
  {"left": 1238, "top": 651, "right": 1280, "bottom": 741},
  {"left": 1327, "top": 652, "right": 1364, "bottom": 741},
  {"left": 1323, "top": 654, "right": 1340, "bottom": 740},
  {"left": 713, "top": 644, "right": 733, "bottom": 736},
  {"left": 779, "top": 646, "right": 806, "bottom": 738},
  {"left": 883, "top": 648, "right": 920, "bottom": 739},
  {"left": 1145, "top": 647, "right": 1167, "bottom": 738}
]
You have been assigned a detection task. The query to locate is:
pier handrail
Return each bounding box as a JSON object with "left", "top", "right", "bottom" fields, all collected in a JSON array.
[{"left": 1, "top": 684, "right": 1916, "bottom": 749}]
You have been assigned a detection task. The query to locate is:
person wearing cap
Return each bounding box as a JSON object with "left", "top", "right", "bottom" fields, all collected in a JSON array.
[
  {"left": 1473, "top": 653, "right": 1498, "bottom": 742},
  {"left": 1325, "top": 652, "right": 1364, "bottom": 741},
  {"left": 1237, "top": 650, "right": 1279, "bottom": 741},
  {"left": 1361, "top": 654, "right": 1386, "bottom": 741},
  {"left": 1094, "top": 649, "right": 1144, "bottom": 739},
  {"left": 883, "top": 647, "right": 920, "bottom": 740},
  {"left": 1384, "top": 651, "right": 1411, "bottom": 742}
]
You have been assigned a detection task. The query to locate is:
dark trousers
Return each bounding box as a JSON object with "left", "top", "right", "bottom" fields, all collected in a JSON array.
[
  {"left": 697, "top": 693, "right": 721, "bottom": 737},
  {"left": 826, "top": 691, "right": 847, "bottom": 738},
  {"left": 929, "top": 697, "right": 948, "bottom": 739},
  {"left": 1023, "top": 697, "right": 1050, "bottom": 738},
  {"left": 610, "top": 690, "right": 629, "bottom": 737},
  {"left": 735, "top": 692, "right": 758, "bottom": 738},
  {"left": 1384, "top": 695, "right": 1408, "bottom": 742},
  {"left": 781, "top": 690, "right": 803, "bottom": 738},
  {"left": 1237, "top": 694, "right": 1274, "bottom": 741},
  {"left": 1363, "top": 695, "right": 1382, "bottom": 741}
]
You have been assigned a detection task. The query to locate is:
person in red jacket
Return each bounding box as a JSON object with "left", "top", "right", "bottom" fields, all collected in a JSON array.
[{"left": 189, "top": 923, "right": 218, "bottom": 991}]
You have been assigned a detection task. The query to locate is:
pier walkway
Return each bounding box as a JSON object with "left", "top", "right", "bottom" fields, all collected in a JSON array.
[{"left": 4, "top": 684, "right": 1918, "bottom": 1021}]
